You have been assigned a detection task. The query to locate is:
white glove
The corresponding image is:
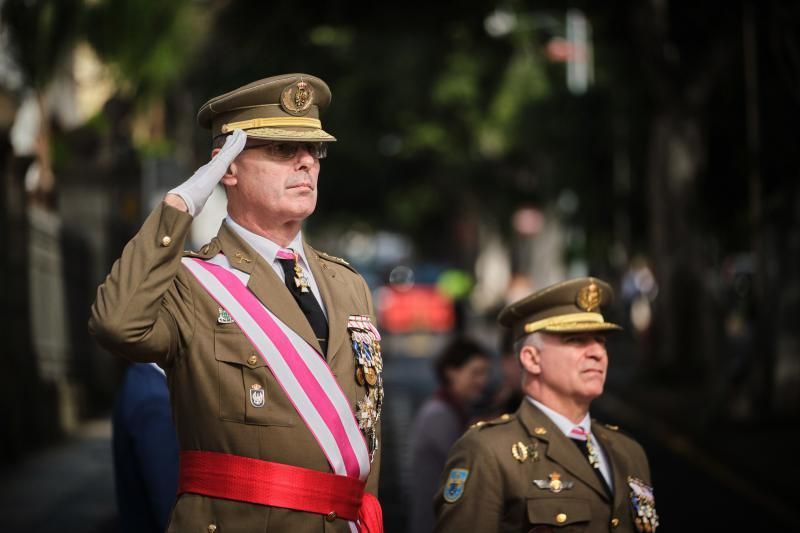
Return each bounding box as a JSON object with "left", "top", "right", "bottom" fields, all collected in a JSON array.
[{"left": 168, "top": 129, "right": 247, "bottom": 216}]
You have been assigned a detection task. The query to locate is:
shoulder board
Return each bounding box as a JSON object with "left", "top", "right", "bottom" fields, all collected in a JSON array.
[
  {"left": 317, "top": 250, "right": 359, "bottom": 274},
  {"left": 593, "top": 419, "right": 637, "bottom": 440},
  {"left": 471, "top": 413, "right": 514, "bottom": 430},
  {"left": 182, "top": 241, "right": 219, "bottom": 260}
]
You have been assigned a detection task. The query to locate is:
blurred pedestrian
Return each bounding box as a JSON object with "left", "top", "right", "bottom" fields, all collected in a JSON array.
[
  {"left": 407, "top": 336, "right": 490, "bottom": 533},
  {"left": 91, "top": 74, "right": 382, "bottom": 532},
  {"left": 434, "top": 278, "right": 659, "bottom": 533},
  {"left": 112, "top": 362, "right": 179, "bottom": 533}
]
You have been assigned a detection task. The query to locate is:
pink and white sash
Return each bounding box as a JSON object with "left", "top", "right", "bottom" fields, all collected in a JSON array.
[{"left": 181, "top": 255, "right": 371, "bottom": 483}]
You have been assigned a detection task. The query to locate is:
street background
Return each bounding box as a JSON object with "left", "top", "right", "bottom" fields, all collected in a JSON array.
[{"left": 1, "top": 1, "right": 799, "bottom": 532}]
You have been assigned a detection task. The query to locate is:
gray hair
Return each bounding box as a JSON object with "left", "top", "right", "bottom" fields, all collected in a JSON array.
[{"left": 513, "top": 332, "right": 544, "bottom": 357}]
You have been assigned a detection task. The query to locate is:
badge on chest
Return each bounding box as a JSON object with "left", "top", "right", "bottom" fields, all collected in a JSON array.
[{"left": 250, "top": 384, "right": 265, "bottom": 408}]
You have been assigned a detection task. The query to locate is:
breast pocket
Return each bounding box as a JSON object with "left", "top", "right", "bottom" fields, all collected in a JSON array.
[
  {"left": 214, "top": 328, "right": 293, "bottom": 427},
  {"left": 527, "top": 498, "right": 591, "bottom": 532}
]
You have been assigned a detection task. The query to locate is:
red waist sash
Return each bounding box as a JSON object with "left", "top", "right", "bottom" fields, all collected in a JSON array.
[{"left": 178, "top": 450, "right": 382, "bottom": 531}]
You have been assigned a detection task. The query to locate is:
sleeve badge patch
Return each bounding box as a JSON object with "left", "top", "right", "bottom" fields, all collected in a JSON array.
[{"left": 443, "top": 468, "right": 469, "bottom": 503}]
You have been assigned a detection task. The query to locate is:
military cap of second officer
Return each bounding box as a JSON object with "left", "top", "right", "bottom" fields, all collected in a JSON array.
[
  {"left": 197, "top": 73, "right": 336, "bottom": 142},
  {"left": 498, "top": 277, "right": 622, "bottom": 339}
]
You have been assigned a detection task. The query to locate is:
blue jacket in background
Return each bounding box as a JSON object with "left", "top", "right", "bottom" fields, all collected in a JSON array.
[{"left": 112, "top": 362, "right": 179, "bottom": 533}]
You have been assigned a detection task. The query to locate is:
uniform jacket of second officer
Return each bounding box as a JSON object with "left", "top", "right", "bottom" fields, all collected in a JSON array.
[{"left": 434, "top": 399, "right": 651, "bottom": 533}]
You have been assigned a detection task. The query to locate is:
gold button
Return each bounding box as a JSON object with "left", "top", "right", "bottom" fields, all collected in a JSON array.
[
  {"left": 556, "top": 513, "right": 567, "bottom": 524},
  {"left": 160, "top": 235, "right": 172, "bottom": 247},
  {"left": 611, "top": 517, "right": 620, "bottom": 528},
  {"left": 207, "top": 525, "right": 217, "bottom": 533},
  {"left": 325, "top": 511, "right": 337, "bottom": 522},
  {"left": 247, "top": 355, "right": 258, "bottom": 366},
  {"left": 501, "top": 413, "right": 510, "bottom": 421}
]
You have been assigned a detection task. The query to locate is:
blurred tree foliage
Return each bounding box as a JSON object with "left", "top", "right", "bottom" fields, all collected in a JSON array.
[
  {"left": 185, "top": 2, "right": 601, "bottom": 259},
  {"left": 84, "top": 0, "right": 201, "bottom": 101}
]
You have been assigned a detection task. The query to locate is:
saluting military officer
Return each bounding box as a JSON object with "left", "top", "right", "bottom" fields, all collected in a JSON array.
[
  {"left": 434, "top": 278, "right": 658, "bottom": 533},
  {"left": 90, "top": 74, "right": 383, "bottom": 532}
]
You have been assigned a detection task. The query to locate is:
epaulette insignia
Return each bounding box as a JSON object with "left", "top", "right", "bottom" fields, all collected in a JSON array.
[
  {"left": 471, "top": 413, "right": 513, "bottom": 430},
  {"left": 183, "top": 242, "right": 217, "bottom": 259},
  {"left": 488, "top": 413, "right": 513, "bottom": 425},
  {"left": 317, "top": 251, "right": 359, "bottom": 274},
  {"left": 605, "top": 424, "right": 620, "bottom": 431},
  {"left": 319, "top": 251, "right": 349, "bottom": 265}
]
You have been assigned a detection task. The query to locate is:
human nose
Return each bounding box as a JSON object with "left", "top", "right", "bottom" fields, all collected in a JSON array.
[
  {"left": 294, "top": 145, "right": 316, "bottom": 170},
  {"left": 586, "top": 340, "right": 607, "bottom": 360}
]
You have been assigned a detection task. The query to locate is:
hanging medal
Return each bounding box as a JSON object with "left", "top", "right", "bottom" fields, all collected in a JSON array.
[
  {"left": 290, "top": 252, "right": 311, "bottom": 293},
  {"left": 628, "top": 477, "right": 659, "bottom": 532},
  {"left": 348, "top": 314, "right": 383, "bottom": 461}
]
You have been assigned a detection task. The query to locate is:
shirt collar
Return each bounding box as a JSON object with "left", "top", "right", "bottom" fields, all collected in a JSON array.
[
  {"left": 527, "top": 397, "right": 592, "bottom": 437},
  {"left": 225, "top": 216, "right": 309, "bottom": 269}
]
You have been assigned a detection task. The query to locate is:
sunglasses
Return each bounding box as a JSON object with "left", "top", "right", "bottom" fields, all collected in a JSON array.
[{"left": 242, "top": 141, "right": 328, "bottom": 160}]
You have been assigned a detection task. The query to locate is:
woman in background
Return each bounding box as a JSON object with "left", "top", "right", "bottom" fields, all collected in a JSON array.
[{"left": 407, "top": 336, "right": 491, "bottom": 533}]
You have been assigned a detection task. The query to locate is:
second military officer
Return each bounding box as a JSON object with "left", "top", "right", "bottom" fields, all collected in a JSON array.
[{"left": 434, "top": 277, "right": 658, "bottom": 533}]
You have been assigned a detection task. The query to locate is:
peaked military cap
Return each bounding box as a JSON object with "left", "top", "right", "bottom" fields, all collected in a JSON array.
[
  {"left": 498, "top": 277, "right": 622, "bottom": 340},
  {"left": 197, "top": 73, "right": 335, "bottom": 142}
]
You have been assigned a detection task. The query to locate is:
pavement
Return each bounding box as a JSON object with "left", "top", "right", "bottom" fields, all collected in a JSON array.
[{"left": 0, "top": 419, "right": 118, "bottom": 533}]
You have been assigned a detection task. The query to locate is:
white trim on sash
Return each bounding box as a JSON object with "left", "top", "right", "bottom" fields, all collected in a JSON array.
[{"left": 181, "top": 255, "right": 370, "bottom": 483}]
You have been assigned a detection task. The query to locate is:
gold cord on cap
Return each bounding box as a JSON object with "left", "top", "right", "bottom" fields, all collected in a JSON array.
[
  {"left": 524, "top": 312, "right": 605, "bottom": 334},
  {"left": 221, "top": 117, "right": 322, "bottom": 133}
]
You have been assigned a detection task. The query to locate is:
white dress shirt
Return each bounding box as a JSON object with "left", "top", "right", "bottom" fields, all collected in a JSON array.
[
  {"left": 225, "top": 216, "right": 327, "bottom": 318},
  {"left": 528, "top": 397, "right": 613, "bottom": 490}
]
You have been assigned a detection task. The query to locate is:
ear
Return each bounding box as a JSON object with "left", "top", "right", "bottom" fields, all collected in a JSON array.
[
  {"left": 211, "top": 147, "right": 238, "bottom": 186},
  {"left": 519, "top": 344, "right": 541, "bottom": 376}
]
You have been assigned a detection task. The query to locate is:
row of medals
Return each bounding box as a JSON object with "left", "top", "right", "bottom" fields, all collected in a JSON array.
[
  {"left": 348, "top": 315, "right": 383, "bottom": 461},
  {"left": 629, "top": 477, "right": 659, "bottom": 533}
]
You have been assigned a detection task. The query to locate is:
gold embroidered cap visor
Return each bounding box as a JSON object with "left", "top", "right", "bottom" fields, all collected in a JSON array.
[
  {"left": 197, "top": 73, "right": 336, "bottom": 142},
  {"left": 498, "top": 277, "right": 622, "bottom": 339}
]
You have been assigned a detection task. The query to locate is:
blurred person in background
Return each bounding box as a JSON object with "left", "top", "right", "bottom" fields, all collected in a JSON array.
[
  {"left": 112, "top": 362, "right": 179, "bottom": 533},
  {"left": 407, "top": 336, "right": 491, "bottom": 533},
  {"left": 434, "top": 278, "right": 658, "bottom": 533}
]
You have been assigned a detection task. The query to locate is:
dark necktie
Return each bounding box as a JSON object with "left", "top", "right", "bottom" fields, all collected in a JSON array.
[
  {"left": 569, "top": 427, "right": 612, "bottom": 496},
  {"left": 276, "top": 249, "right": 329, "bottom": 356}
]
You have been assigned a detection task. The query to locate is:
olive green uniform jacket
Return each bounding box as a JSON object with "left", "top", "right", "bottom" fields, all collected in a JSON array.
[
  {"left": 90, "top": 203, "right": 381, "bottom": 533},
  {"left": 434, "top": 399, "right": 652, "bottom": 533}
]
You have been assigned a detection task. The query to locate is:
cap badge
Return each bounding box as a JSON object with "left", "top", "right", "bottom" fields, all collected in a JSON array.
[
  {"left": 281, "top": 79, "right": 314, "bottom": 116},
  {"left": 577, "top": 281, "right": 602, "bottom": 312}
]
